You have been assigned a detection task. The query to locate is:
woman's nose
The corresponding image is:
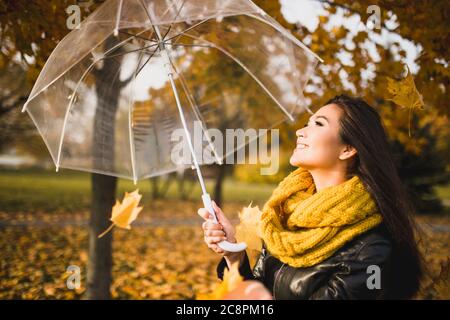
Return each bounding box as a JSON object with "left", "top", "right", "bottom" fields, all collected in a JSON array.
[{"left": 296, "top": 128, "right": 305, "bottom": 138}]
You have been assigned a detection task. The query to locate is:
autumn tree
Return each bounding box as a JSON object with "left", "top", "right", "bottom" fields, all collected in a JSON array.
[
  {"left": 252, "top": 0, "right": 450, "bottom": 212},
  {"left": 0, "top": 0, "right": 121, "bottom": 299},
  {"left": 1, "top": 0, "right": 449, "bottom": 300}
]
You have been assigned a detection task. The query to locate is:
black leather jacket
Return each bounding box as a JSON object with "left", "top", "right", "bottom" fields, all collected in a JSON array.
[{"left": 217, "top": 224, "right": 394, "bottom": 299}]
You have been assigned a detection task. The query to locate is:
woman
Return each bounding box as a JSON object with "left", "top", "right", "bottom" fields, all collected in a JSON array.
[{"left": 198, "top": 94, "right": 423, "bottom": 300}]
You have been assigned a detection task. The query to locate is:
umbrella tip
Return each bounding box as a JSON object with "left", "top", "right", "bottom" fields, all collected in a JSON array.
[
  {"left": 288, "top": 113, "right": 295, "bottom": 122},
  {"left": 55, "top": 166, "right": 59, "bottom": 172},
  {"left": 305, "top": 106, "right": 314, "bottom": 115},
  {"left": 21, "top": 103, "right": 27, "bottom": 113},
  {"left": 113, "top": 28, "right": 119, "bottom": 37}
]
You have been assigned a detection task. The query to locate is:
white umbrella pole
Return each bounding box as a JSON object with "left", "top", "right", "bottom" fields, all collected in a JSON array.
[{"left": 152, "top": 24, "right": 246, "bottom": 253}]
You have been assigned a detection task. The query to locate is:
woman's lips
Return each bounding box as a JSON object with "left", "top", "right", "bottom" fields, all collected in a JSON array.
[{"left": 296, "top": 143, "right": 308, "bottom": 150}]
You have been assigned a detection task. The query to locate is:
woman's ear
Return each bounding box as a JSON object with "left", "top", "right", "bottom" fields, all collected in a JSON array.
[{"left": 339, "top": 145, "right": 357, "bottom": 161}]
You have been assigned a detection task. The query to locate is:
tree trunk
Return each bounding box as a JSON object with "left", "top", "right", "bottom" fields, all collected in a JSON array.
[
  {"left": 86, "top": 36, "right": 124, "bottom": 300},
  {"left": 87, "top": 174, "right": 116, "bottom": 299},
  {"left": 150, "top": 177, "right": 160, "bottom": 199},
  {"left": 214, "top": 164, "right": 227, "bottom": 207}
]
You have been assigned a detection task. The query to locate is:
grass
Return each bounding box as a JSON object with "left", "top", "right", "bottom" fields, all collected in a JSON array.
[
  {"left": 1, "top": 167, "right": 449, "bottom": 213},
  {"left": 0, "top": 168, "right": 277, "bottom": 213}
]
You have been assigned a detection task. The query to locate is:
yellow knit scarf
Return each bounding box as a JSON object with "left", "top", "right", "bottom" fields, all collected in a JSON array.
[{"left": 261, "top": 167, "right": 383, "bottom": 268}]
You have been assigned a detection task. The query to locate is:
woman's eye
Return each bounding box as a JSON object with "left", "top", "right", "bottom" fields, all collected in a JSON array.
[
  {"left": 315, "top": 121, "right": 323, "bottom": 126},
  {"left": 303, "top": 123, "right": 308, "bottom": 128}
]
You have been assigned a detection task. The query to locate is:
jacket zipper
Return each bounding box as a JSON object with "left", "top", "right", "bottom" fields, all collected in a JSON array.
[{"left": 273, "top": 263, "right": 286, "bottom": 300}]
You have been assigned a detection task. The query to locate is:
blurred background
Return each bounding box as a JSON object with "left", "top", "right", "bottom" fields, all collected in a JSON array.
[{"left": 0, "top": 0, "right": 449, "bottom": 299}]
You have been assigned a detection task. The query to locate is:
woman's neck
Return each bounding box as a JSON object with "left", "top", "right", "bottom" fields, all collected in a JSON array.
[{"left": 309, "top": 168, "right": 348, "bottom": 192}]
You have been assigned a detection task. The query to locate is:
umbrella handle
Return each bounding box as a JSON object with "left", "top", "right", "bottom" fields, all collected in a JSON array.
[{"left": 202, "top": 193, "right": 247, "bottom": 253}]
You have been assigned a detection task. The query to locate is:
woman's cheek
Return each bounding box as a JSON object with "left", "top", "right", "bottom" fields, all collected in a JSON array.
[
  {"left": 297, "top": 141, "right": 339, "bottom": 168},
  {"left": 313, "top": 138, "right": 342, "bottom": 167}
]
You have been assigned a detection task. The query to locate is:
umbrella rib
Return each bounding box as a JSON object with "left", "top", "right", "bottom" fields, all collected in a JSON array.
[
  {"left": 245, "top": 12, "right": 324, "bottom": 63},
  {"left": 143, "top": 2, "right": 210, "bottom": 194},
  {"left": 138, "top": 0, "right": 161, "bottom": 42},
  {"left": 104, "top": 42, "right": 159, "bottom": 60},
  {"left": 128, "top": 50, "right": 145, "bottom": 184},
  {"left": 113, "top": 0, "right": 124, "bottom": 36},
  {"left": 135, "top": 47, "right": 159, "bottom": 77},
  {"left": 162, "top": 19, "right": 210, "bottom": 44},
  {"left": 56, "top": 63, "right": 97, "bottom": 170},
  {"left": 160, "top": 0, "right": 188, "bottom": 41},
  {"left": 56, "top": 41, "right": 150, "bottom": 170},
  {"left": 22, "top": 28, "right": 154, "bottom": 112},
  {"left": 165, "top": 43, "right": 213, "bottom": 49},
  {"left": 119, "top": 30, "right": 158, "bottom": 44},
  {"left": 166, "top": 37, "right": 295, "bottom": 121},
  {"left": 168, "top": 58, "right": 223, "bottom": 165}
]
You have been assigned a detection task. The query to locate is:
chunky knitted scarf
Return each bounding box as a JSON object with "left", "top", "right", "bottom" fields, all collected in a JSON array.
[{"left": 261, "top": 167, "right": 383, "bottom": 268}]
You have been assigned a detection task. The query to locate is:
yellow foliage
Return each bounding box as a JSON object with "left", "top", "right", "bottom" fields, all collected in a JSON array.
[
  {"left": 0, "top": 201, "right": 449, "bottom": 299},
  {"left": 235, "top": 203, "right": 263, "bottom": 269},
  {"left": 386, "top": 65, "right": 425, "bottom": 137},
  {"left": 98, "top": 189, "right": 143, "bottom": 238},
  {"left": 196, "top": 202, "right": 267, "bottom": 299},
  {"left": 196, "top": 261, "right": 243, "bottom": 300}
]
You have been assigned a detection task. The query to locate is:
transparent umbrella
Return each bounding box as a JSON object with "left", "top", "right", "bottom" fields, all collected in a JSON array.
[{"left": 21, "top": 0, "right": 322, "bottom": 252}]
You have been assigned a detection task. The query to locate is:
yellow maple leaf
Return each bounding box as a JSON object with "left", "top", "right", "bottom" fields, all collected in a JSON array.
[
  {"left": 235, "top": 202, "right": 263, "bottom": 269},
  {"left": 98, "top": 189, "right": 143, "bottom": 238},
  {"left": 386, "top": 64, "right": 425, "bottom": 137},
  {"left": 196, "top": 261, "right": 243, "bottom": 300}
]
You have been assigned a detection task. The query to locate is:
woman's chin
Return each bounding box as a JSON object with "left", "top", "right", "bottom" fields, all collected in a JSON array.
[
  {"left": 289, "top": 154, "right": 302, "bottom": 167},
  {"left": 290, "top": 152, "right": 313, "bottom": 168}
]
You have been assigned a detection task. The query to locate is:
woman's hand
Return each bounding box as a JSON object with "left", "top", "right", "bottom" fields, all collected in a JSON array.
[{"left": 198, "top": 201, "right": 238, "bottom": 258}]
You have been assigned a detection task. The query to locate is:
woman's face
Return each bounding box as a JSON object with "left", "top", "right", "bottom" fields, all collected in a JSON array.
[{"left": 290, "top": 103, "right": 353, "bottom": 169}]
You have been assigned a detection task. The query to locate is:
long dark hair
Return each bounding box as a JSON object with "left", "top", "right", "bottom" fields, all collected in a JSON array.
[{"left": 326, "top": 94, "right": 424, "bottom": 299}]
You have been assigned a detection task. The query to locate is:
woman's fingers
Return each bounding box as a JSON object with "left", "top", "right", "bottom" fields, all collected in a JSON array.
[
  {"left": 199, "top": 205, "right": 231, "bottom": 256},
  {"left": 204, "top": 235, "right": 227, "bottom": 244},
  {"left": 204, "top": 229, "right": 226, "bottom": 237},
  {"left": 208, "top": 243, "right": 224, "bottom": 254},
  {"left": 198, "top": 208, "right": 212, "bottom": 220},
  {"left": 202, "top": 220, "right": 223, "bottom": 231}
]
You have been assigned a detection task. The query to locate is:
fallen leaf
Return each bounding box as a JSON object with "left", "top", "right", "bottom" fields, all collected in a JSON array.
[
  {"left": 98, "top": 189, "right": 143, "bottom": 238},
  {"left": 386, "top": 64, "right": 425, "bottom": 137},
  {"left": 235, "top": 202, "right": 263, "bottom": 268},
  {"left": 222, "top": 280, "right": 273, "bottom": 300},
  {"left": 196, "top": 261, "right": 243, "bottom": 300}
]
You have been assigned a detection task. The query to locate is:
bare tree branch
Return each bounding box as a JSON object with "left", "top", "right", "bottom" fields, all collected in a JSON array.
[{"left": 118, "top": 72, "right": 134, "bottom": 89}]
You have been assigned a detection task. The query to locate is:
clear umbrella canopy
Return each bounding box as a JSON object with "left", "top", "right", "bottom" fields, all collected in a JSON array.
[{"left": 22, "top": 0, "right": 322, "bottom": 182}]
